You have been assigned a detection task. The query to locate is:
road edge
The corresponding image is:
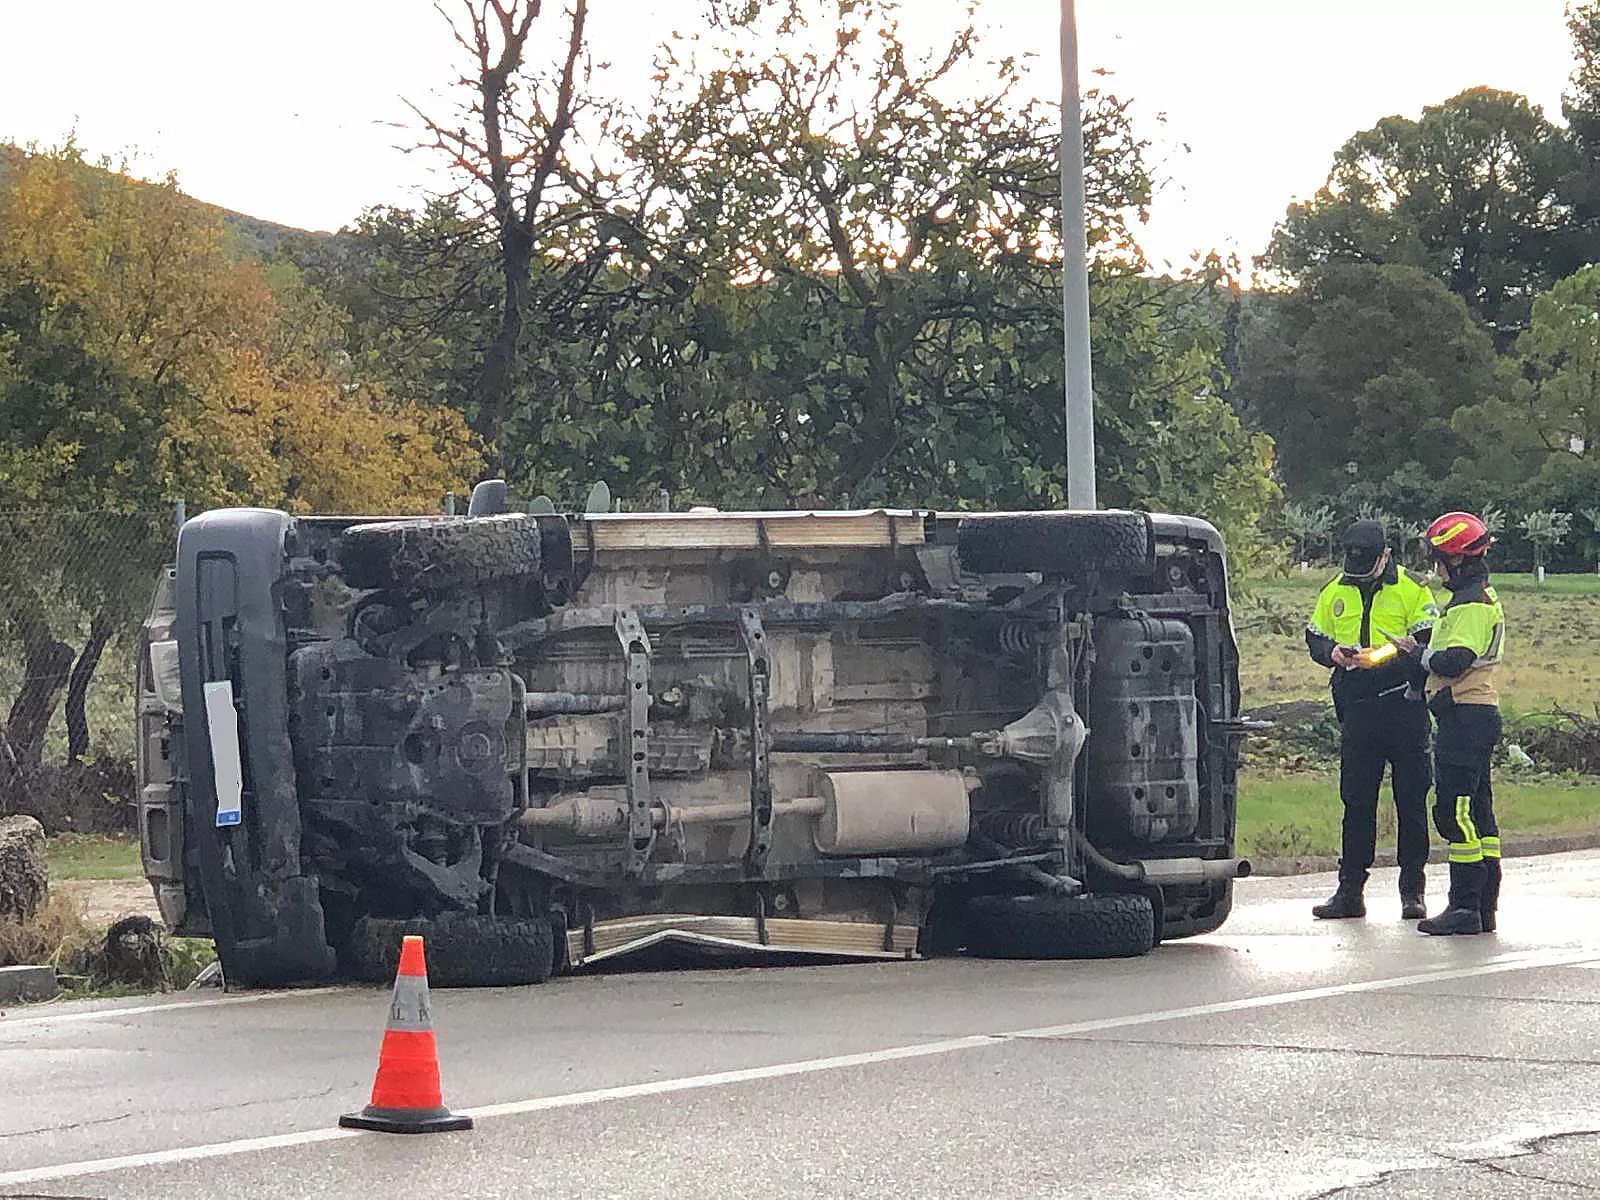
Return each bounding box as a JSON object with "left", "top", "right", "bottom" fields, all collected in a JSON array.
[{"left": 1251, "top": 830, "right": 1600, "bottom": 876}]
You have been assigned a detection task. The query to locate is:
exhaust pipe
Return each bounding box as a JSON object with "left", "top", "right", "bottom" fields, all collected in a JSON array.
[
  {"left": 1072, "top": 829, "right": 1249, "bottom": 885},
  {"left": 1135, "top": 856, "right": 1251, "bottom": 886}
]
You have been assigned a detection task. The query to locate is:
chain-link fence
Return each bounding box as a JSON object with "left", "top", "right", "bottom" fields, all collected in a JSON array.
[{"left": 0, "top": 508, "right": 177, "bottom": 831}]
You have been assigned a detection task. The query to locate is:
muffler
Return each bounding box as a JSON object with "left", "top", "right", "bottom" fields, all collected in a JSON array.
[{"left": 518, "top": 769, "right": 971, "bottom": 857}]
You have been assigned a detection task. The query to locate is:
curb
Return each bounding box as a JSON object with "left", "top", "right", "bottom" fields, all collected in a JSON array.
[{"left": 1249, "top": 830, "right": 1600, "bottom": 877}]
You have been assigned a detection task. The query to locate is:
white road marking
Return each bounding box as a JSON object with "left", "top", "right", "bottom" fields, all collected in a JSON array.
[
  {"left": 463, "top": 1034, "right": 1000, "bottom": 1121},
  {"left": 0, "top": 1129, "right": 356, "bottom": 1187},
  {"left": 0, "top": 987, "right": 346, "bottom": 1032},
  {"left": 1009, "top": 947, "right": 1600, "bottom": 1037},
  {"left": 1, "top": 946, "right": 1596, "bottom": 1189}
]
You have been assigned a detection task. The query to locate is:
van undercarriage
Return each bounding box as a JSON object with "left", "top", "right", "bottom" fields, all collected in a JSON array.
[{"left": 137, "top": 501, "right": 1249, "bottom": 987}]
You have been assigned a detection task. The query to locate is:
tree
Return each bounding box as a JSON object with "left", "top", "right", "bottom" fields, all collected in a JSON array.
[
  {"left": 1393, "top": 518, "right": 1428, "bottom": 571},
  {"left": 1580, "top": 505, "right": 1600, "bottom": 572},
  {"left": 1234, "top": 263, "right": 1500, "bottom": 497},
  {"left": 334, "top": 0, "right": 1276, "bottom": 549},
  {"left": 1563, "top": 1, "right": 1600, "bottom": 260},
  {"left": 632, "top": 0, "right": 1152, "bottom": 503},
  {"left": 1450, "top": 265, "right": 1600, "bottom": 496},
  {"left": 1520, "top": 509, "right": 1572, "bottom": 578},
  {"left": 1281, "top": 500, "right": 1335, "bottom": 563},
  {"left": 0, "top": 146, "right": 482, "bottom": 804},
  {"left": 1354, "top": 501, "right": 1394, "bottom": 525},
  {"left": 588, "top": 0, "right": 1277, "bottom": 554},
  {"left": 282, "top": 202, "right": 499, "bottom": 414},
  {"left": 1074, "top": 271, "right": 1277, "bottom": 556},
  {"left": 1263, "top": 89, "right": 1578, "bottom": 341},
  {"left": 413, "top": 0, "right": 596, "bottom": 450},
  {"left": 0, "top": 284, "right": 179, "bottom": 775},
  {"left": 1501, "top": 265, "right": 1600, "bottom": 457},
  {"left": 0, "top": 146, "right": 483, "bottom": 515},
  {"left": 0, "top": 154, "right": 209, "bottom": 781}
]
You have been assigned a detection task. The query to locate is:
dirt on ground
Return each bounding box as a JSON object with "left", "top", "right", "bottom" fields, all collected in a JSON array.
[{"left": 56, "top": 878, "right": 161, "bottom": 927}]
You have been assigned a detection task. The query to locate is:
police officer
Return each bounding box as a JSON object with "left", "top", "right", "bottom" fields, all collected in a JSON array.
[
  {"left": 1391, "top": 512, "right": 1505, "bottom": 935},
  {"left": 1305, "top": 520, "right": 1438, "bottom": 920}
]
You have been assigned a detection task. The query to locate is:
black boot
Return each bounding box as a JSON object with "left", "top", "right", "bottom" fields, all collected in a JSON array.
[
  {"left": 1398, "top": 866, "right": 1426, "bottom": 921},
  {"left": 1417, "top": 906, "right": 1483, "bottom": 935},
  {"left": 1313, "top": 882, "right": 1366, "bottom": 920},
  {"left": 1480, "top": 858, "right": 1502, "bottom": 933},
  {"left": 1418, "top": 861, "right": 1484, "bottom": 935}
]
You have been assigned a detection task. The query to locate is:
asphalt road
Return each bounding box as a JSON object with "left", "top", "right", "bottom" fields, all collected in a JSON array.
[{"left": 4, "top": 854, "right": 1600, "bottom": 1199}]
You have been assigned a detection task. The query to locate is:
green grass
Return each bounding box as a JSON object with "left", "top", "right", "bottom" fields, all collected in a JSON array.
[
  {"left": 1490, "top": 573, "right": 1600, "bottom": 596},
  {"left": 1238, "top": 772, "right": 1600, "bottom": 859},
  {"left": 1239, "top": 571, "right": 1600, "bottom": 714},
  {"left": 1257, "top": 570, "right": 1600, "bottom": 596},
  {"left": 46, "top": 834, "right": 141, "bottom": 881}
]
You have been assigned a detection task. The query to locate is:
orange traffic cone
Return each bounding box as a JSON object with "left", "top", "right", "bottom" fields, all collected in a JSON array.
[{"left": 340, "top": 935, "right": 473, "bottom": 1134}]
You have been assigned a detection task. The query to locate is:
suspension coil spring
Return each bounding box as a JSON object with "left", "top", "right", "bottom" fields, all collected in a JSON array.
[
  {"left": 998, "top": 621, "right": 1036, "bottom": 656},
  {"left": 974, "top": 809, "right": 1048, "bottom": 847}
]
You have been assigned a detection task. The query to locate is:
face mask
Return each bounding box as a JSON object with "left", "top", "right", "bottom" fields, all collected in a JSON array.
[{"left": 1345, "top": 547, "right": 1390, "bottom": 581}]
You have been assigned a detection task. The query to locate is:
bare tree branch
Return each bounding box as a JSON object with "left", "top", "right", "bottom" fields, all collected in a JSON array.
[{"left": 409, "top": 0, "right": 593, "bottom": 451}]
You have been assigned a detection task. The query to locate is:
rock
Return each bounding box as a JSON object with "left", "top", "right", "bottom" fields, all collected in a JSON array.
[
  {"left": 89, "top": 914, "right": 167, "bottom": 989},
  {"left": 0, "top": 966, "right": 58, "bottom": 1004},
  {"left": 0, "top": 814, "right": 48, "bottom": 921},
  {"left": 0, "top": 964, "right": 57, "bottom": 1003}
]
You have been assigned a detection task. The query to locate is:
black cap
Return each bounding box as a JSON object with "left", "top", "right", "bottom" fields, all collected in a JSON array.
[{"left": 1341, "top": 520, "right": 1386, "bottom": 577}]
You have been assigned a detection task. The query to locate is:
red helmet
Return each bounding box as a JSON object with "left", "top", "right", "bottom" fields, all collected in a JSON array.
[{"left": 1425, "top": 511, "right": 1491, "bottom": 557}]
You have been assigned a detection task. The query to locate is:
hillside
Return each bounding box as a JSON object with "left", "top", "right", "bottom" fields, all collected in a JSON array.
[{"left": 0, "top": 143, "right": 330, "bottom": 260}]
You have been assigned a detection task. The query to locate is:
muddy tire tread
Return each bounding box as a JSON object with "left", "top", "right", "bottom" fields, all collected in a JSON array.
[
  {"left": 348, "top": 912, "right": 555, "bottom": 987},
  {"left": 339, "top": 515, "right": 542, "bottom": 592},
  {"left": 955, "top": 512, "right": 1154, "bottom": 575},
  {"left": 961, "top": 891, "right": 1156, "bottom": 959}
]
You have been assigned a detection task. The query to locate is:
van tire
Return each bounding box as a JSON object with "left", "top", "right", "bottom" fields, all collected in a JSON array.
[
  {"left": 961, "top": 892, "right": 1156, "bottom": 959},
  {"left": 340, "top": 515, "right": 542, "bottom": 592},
  {"left": 347, "top": 912, "right": 555, "bottom": 987},
  {"left": 955, "top": 512, "right": 1154, "bottom": 575}
]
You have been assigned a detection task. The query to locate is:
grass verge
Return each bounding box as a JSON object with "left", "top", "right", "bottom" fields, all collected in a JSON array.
[
  {"left": 1238, "top": 772, "right": 1600, "bottom": 859},
  {"left": 46, "top": 833, "right": 142, "bottom": 881},
  {"left": 1, "top": 893, "right": 216, "bottom": 1000},
  {"left": 0, "top": 893, "right": 102, "bottom": 977},
  {"left": 1238, "top": 571, "right": 1600, "bottom": 714}
]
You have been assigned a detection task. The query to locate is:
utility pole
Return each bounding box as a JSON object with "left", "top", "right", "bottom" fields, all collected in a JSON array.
[{"left": 1060, "top": 0, "right": 1097, "bottom": 510}]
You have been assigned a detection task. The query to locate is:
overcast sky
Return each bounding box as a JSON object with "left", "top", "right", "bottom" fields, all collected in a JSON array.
[{"left": 0, "top": 1, "right": 1578, "bottom": 270}]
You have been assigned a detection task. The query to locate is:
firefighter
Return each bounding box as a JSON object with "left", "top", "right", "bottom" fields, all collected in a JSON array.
[
  {"left": 1390, "top": 511, "right": 1505, "bottom": 935},
  {"left": 1305, "top": 520, "right": 1438, "bottom": 920}
]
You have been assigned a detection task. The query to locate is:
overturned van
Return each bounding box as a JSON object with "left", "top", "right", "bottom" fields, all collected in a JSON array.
[{"left": 136, "top": 490, "right": 1252, "bottom": 987}]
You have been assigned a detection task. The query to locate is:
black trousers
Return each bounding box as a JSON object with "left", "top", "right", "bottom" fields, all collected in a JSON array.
[
  {"left": 1337, "top": 696, "right": 1432, "bottom": 891},
  {"left": 1432, "top": 704, "right": 1502, "bottom": 910}
]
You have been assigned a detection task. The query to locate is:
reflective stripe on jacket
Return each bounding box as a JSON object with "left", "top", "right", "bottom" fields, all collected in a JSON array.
[
  {"left": 1424, "top": 583, "right": 1505, "bottom": 707},
  {"left": 1307, "top": 565, "right": 1438, "bottom": 706},
  {"left": 1308, "top": 567, "right": 1438, "bottom": 649}
]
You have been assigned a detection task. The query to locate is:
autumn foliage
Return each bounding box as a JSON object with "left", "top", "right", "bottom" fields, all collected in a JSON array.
[
  {"left": 0, "top": 144, "right": 482, "bottom": 515},
  {"left": 0, "top": 146, "right": 483, "bottom": 803}
]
